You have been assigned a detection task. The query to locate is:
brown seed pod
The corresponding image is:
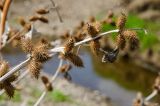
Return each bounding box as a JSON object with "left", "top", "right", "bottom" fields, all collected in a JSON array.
[
  {"left": 45, "top": 83, "right": 53, "bottom": 91},
  {"left": 116, "top": 13, "right": 126, "bottom": 31},
  {"left": 77, "top": 21, "right": 85, "bottom": 29},
  {"left": 32, "top": 47, "right": 50, "bottom": 62},
  {"left": 60, "top": 53, "right": 84, "bottom": 67},
  {"left": 74, "top": 31, "right": 86, "bottom": 42},
  {"left": 37, "top": 38, "right": 51, "bottom": 50},
  {"left": 153, "top": 74, "right": 160, "bottom": 92},
  {"left": 36, "top": 8, "right": 49, "bottom": 15},
  {"left": 64, "top": 37, "right": 75, "bottom": 54},
  {"left": 0, "top": 61, "right": 17, "bottom": 98},
  {"left": 38, "top": 16, "right": 49, "bottom": 23},
  {"left": 29, "top": 15, "right": 48, "bottom": 23},
  {"left": 59, "top": 64, "right": 72, "bottom": 73},
  {"left": 31, "top": 38, "right": 51, "bottom": 62},
  {"left": 87, "top": 22, "right": 101, "bottom": 37},
  {"left": 20, "top": 39, "right": 33, "bottom": 53},
  {"left": 41, "top": 75, "right": 49, "bottom": 84},
  {"left": 0, "top": 61, "right": 9, "bottom": 77},
  {"left": 90, "top": 40, "right": 100, "bottom": 56},
  {"left": 24, "top": 23, "right": 32, "bottom": 32},
  {"left": 29, "top": 15, "right": 39, "bottom": 22},
  {"left": 0, "top": 83, "right": 4, "bottom": 89},
  {"left": 6, "top": 74, "right": 18, "bottom": 82},
  {"left": 41, "top": 76, "right": 53, "bottom": 91},
  {"left": 89, "top": 16, "right": 96, "bottom": 23},
  {"left": 28, "top": 60, "right": 42, "bottom": 79},
  {"left": 123, "top": 30, "right": 139, "bottom": 51},
  {"left": 116, "top": 34, "right": 126, "bottom": 50},
  {"left": 107, "top": 10, "right": 114, "bottom": 18},
  {"left": 133, "top": 93, "right": 143, "bottom": 106},
  {"left": 18, "top": 17, "right": 26, "bottom": 27},
  {"left": 3, "top": 81, "right": 15, "bottom": 98},
  {"left": 60, "top": 31, "right": 70, "bottom": 40}
]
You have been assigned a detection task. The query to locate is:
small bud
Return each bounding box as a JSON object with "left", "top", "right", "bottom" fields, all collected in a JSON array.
[
  {"left": 74, "top": 31, "right": 86, "bottom": 42},
  {"left": 28, "top": 60, "right": 42, "bottom": 79},
  {"left": 20, "top": 38, "right": 33, "bottom": 53},
  {"left": 29, "top": 15, "right": 39, "bottom": 22},
  {"left": 60, "top": 53, "right": 84, "bottom": 67},
  {"left": 36, "top": 8, "right": 49, "bottom": 15},
  {"left": 102, "top": 48, "right": 119, "bottom": 63},
  {"left": 60, "top": 31, "right": 70, "bottom": 40},
  {"left": 90, "top": 41, "right": 100, "bottom": 56},
  {"left": 87, "top": 22, "right": 101, "bottom": 37},
  {"left": 89, "top": 16, "right": 96, "bottom": 23},
  {"left": 153, "top": 74, "right": 160, "bottom": 93},
  {"left": 116, "top": 13, "right": 126, "bottom": 31},
  {"left": 32, "top": 47, "right": 50, "bottom": 62},
  {"left": 38, "top": 16, "right": 49, "bottom": 23},
  {"left": 29, "top": 15, "right": 48, "bottom": 23},
  {"left": 133, "top": 92, "right": 143, "bottom": 106},
  {"left": 116, "top": 34, "right": 126, "bottom": 50},
  {"left": 18, "top": 17, "right": 26, "bottom": 27},
  {"left": 41, "top": 76, "right": 53, "bottom": 91},
  {"left": 107, "top": 10, "right": 114, "bottom": 18},
  {"left": 59, "top": 64, "right": 72, "bottom": 73},
  {"left": 0, "top": 61, "right": 9, "bottom": 77},
  {"left": 64, "top": 37, "right": 75, "bottom": 54},
  {"left": 123, "top": 30, "right": 139, "bottom": 51},
  {"left": 3, "top": 81, "right": 15, "bottom": 98}
]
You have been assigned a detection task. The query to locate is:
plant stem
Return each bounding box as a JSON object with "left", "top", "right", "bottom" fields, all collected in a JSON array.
[
  {"left": 0, "top": 58, "right": 30, "bottom": 82},
  {"left": 49, "top": 0, "right": 63, "bottom": 23},
  {"left": 34, "top": 59, "right": 63, "bottom": 106},
  {"left": 145, "top": 90, "right": 158, "bottom": 102},
  {"left": 0, "top": 0, "right": 12, "bottom": 47}
]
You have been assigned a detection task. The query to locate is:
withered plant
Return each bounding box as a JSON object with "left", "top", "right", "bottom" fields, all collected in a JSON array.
[{"left": 0, "top": 0, "right": 159, "bottom": 106}]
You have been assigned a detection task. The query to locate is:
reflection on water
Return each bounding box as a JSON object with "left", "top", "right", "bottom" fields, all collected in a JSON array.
[{"left": 3, "top": 51, "right": 158, "bottom": 106}]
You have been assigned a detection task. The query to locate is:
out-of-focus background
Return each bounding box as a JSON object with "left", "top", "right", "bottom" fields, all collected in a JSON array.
[{"left": 0, "top": 0, "right": 160, "bottom": 106}]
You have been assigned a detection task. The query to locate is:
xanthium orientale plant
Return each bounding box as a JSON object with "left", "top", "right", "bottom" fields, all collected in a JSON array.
[{"left": 0, "top": 0, "right": 159, "bottom": 106}]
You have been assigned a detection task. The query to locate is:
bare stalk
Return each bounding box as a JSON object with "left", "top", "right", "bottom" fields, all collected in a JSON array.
[
  {"left": 49, "top": 0, "right": 63, "bottom": 22},
  {"left": 49, "top": 29, "right": 120, "bottom": 53},
  {"left": 0, "top": 0, "right": 12, "bottom": 47},
  {"left": 144, "top": 90, "right": 158, "bottom": 102},
  {"left": 34, "top": 59, "right": 63, "bottom": 106},
  {"left": 0, "top": 58, "right": 30, "bottom": 82}
]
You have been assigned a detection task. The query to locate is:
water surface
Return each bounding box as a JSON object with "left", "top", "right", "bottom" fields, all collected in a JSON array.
[{"left": 3, "top": 51, "right": 157, "bottom": 106}]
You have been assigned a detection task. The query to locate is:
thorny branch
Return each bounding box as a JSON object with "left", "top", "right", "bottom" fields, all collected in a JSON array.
[
  {"left": 0, "top": 28, "right": 146, "bottom": 83},
  {"left": 0, "top": 1, "right": 158, "bottom": 105}
]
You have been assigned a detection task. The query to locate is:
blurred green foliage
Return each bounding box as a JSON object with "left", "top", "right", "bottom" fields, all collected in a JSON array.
[
  {"left": 48, "top": 89, "right": 71, "bottom": 102},
  {"left": 0, "top": 91, "right": 21, "bottom": 102},
  {"left": 100, "top": 14, "right": 160, "bottom": 50}
]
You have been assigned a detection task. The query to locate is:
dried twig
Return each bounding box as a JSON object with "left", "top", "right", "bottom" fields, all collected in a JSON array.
[
  {"left": 49, "top": 0, "right": 63, "bottom": 23},
  {"left": 0, "top": 0, "right": 12, "bottom": 47},
  {"left": 34, "top": 59, "right": 63, "bottom": 106},
  {"left": 0, "top": 58, "right": 30, "bottom": 82},
  {"left": 0, "top": 28, "right": 146, "bottom": 83}
]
